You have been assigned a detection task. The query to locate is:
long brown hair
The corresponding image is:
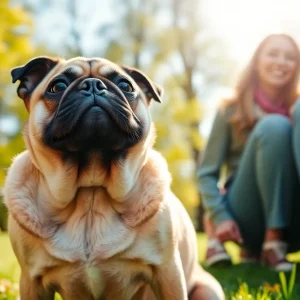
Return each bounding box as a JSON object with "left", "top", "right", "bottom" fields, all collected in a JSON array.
[{"left": 222, "top": 33, "right": 300, "bottom": 136}]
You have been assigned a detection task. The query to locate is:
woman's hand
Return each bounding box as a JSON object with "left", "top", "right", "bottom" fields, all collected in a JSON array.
[{"left": 215, "top": 220, "right": 243, "bottom": 244}]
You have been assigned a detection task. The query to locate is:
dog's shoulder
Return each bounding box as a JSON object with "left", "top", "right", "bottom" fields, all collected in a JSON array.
[
  {"left": 4, "top": 151, "right": 49, "bottom": 238},
  {"left": 6, "top": 150, "right": 32, "bottom": 170},
  {"left": 142, "top": 149, "right": 172, "bottom": 199},
  {"left": 147, "top": 148, "right": 169, "bottom": 167},
  {"left": 4, "top": 150, "right": 38, "bottom": 197},
  {"left": 120, "top": 149, "right": 171, "bottom": 227}
]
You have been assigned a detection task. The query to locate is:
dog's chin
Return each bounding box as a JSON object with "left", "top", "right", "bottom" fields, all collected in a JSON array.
[{"left": 43, "top": 107, "right": 142, "bottom": 153}]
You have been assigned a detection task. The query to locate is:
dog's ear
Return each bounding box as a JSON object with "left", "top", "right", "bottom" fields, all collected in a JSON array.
[
  {"left": 11, "top": 56, "right": 59, "bottom": 109},
  {"left": 122, "top": 66, "right": 163, "bottom": 103}
]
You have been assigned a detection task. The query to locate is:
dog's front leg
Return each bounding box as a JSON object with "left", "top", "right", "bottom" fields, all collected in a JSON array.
[
  {"left": 20, "top": 272, "right": 55, "bottom": 300},
  {"left": 153, "top": 250, "right": 187, "bottom": 300}
]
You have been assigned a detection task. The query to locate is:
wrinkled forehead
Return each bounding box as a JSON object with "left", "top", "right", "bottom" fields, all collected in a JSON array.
[{"left": 54, "top": 57, "right": 128, "bottom": 80}]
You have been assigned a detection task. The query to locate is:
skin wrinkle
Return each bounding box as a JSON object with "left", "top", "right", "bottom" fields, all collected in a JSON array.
[
  {"left": 49, "top": 61, "right": 141, "bottom": 145},
  {"left": 45, "top": 77, "right": 140, "bottom": 152},
  {"left": 50, "top": 77, "right": 87, "bottom": 130}
]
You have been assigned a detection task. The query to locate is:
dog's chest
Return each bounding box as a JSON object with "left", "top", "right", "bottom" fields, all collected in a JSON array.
[
  {"left": 80, "top": 260, "right": 153, "bottom": 299},
  {"left": 45, "top": 187, "right": 135, "bottom": 262}
]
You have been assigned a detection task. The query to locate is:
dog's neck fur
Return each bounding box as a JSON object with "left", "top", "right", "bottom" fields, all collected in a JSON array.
[
  {"left": 23, "top": 122, "right": 168, "bottom": 215},
  {"left": 5, "top": 122, "right": 170, "bottom": 238}
]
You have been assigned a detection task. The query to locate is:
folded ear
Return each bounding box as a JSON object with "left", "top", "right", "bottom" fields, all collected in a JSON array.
[
  {"left": 11, "top": 56, "right": 59, "bottom": 109},
  {"left": 122, "top": 66, "right": 163, "bottom": 103}
]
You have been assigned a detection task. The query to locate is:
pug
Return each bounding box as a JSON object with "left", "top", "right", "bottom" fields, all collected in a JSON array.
[{"left": 4, "top": 56, "right": 224, "bottom": 300}]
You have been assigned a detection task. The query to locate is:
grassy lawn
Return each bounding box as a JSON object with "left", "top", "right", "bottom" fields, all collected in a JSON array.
[
  {"left": 1, "top": 232, "right": 300, "bottom": 299},
  {"left": 0, "top": 233, "right": 20, "bottom": 282},
  {"left": 198, "top": 235, "right": 300, "bottom": 299}
]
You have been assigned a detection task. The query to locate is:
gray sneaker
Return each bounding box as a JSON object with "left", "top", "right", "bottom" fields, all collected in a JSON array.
[
  {"left": 261, "top": 241, "right": 293, "bottom": 272},
  {"left": 205, "top": 239, "right": 232, "bottom": 267}
]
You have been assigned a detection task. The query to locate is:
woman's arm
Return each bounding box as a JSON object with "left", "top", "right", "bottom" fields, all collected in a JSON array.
[{"left": 197, "top": 108, "right": 232, "bottom": 225}]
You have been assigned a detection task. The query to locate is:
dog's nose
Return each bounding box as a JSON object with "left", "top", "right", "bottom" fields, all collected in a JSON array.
[{"left": 78, "top": 78, "right": 107, "bottom": 94}]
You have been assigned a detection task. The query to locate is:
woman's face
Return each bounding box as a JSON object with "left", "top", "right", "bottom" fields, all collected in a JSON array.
[{"left": 256, "top": 36, "right": 298, "bottom": 90}]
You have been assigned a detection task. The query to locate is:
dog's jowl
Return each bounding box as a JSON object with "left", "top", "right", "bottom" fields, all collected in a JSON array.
[{"left": 4, "top": 56, "right": 224, "bottom": 300}]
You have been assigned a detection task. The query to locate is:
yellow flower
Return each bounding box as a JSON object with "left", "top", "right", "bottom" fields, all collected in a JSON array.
[
  {"left": 263, "top": 282, "right": 281, "bottom": 292},
  {"left": 0, "top": 278, "right": 18, "bottom": 293}
]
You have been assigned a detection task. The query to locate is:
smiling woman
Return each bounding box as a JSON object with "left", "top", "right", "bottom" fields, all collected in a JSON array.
[
  {"left": 255, "top": 35, "right": 299, "bottom": 114},
  {"left": 197, "top": 33, "right": 300, "bottom": 272}
]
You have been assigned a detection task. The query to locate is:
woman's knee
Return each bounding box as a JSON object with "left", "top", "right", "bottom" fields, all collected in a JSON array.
[
  {"left": 253, "top": 114, "right": 292, "bottom": 141},
  {"left": 292, "top": 99, "right": 300, "bottom": 122}
]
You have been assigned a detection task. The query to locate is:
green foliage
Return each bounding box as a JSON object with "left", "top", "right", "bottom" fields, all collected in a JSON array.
[
  {"left": 0, "top": 204, "right": 8, "bottom": 231},
  {"left": 0, "top": 0, "right": 35, "bottom": 181},
  {"left": 153, "top": 101, "right": 200, "bottom": 214},
  {"left": 0, "top": 0, "right": 34, "bottom": 75},
  {"left": 0, "top": 278, "right": 19, "bottom": 300},
  {"left": 152, "top": 76, "right": 205, "bottom": 215},
  {"left": 0, "top": 0, "right": 35, "bottom": 227},
  {"left": 279, "top": 264, "right": 297, "bottom": 300},
  {"left": 230, "top": 282, "right": 280, "bottom": 300},
  {"left": 230, "top": 268, "right": 298, "bottom": 300}
]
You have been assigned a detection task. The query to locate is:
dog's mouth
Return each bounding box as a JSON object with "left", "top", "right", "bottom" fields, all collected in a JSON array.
[
  {"left": 56, "top": 93, "right": 140, "bottom": 134},
  {"left": 43, "top": 92, "right": 143, "bottom": 152}
]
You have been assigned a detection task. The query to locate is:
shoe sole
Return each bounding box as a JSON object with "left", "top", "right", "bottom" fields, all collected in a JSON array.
[
  {"left": 274, "top": 263, "right": 293, "bottom": 272},
  {"left": 205, "top": 253, "right": 232, "bottom": 267},
  {"left": 261, "top": 261, "right": 293, "bottom": 272}
]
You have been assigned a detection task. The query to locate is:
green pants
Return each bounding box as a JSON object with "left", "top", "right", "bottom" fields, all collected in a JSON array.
[{"left": 225, "top": 103, "right": 300, "bottom": 254}]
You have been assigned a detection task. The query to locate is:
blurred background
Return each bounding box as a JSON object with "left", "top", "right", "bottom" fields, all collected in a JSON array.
[{"left": 1, "top": 0, "right": 300, "bottom": 230}]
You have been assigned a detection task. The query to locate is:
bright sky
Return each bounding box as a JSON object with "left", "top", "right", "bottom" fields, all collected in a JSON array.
[
  {"left": 203, "top": 0, "right": 300, "bottom": 65},
  {"left": 29, "top": 0, "right": 300, "bottom": 66},
  {"left": 200, "top": 0, "right": 300, "bottom": 135}
]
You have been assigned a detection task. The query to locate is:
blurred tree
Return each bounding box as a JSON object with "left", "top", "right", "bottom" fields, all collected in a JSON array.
[
  {"left": 66, "top": 0, "right": 83, "bottom": 57},
  {"left": 101, "top": 0, "right": 165, "bottom": 68},
  {"left": 169, "top": 0, "right": 236, "bottom": 228},
  {"left": 2, "top": 0, "right": 237, "bottom": 227},
  {"left": 101, "top": 0, "right": 236, "bottom": 220},
  {"left": 0, "top": 0, "right": 35, "bottom": 229},
  {"left": 99, "top": 0, "right": 202, "bottom": 215}
]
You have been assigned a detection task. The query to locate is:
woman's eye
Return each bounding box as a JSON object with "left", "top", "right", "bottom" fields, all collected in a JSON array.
[
  {"left": 118, "top": 80, "right": 133, "bottom": 93},
  {"left": 49, "top": 81, "right": 68, "bottom": 93},
  {"left": 267, "top": 51, "right": 278, "bottom": 58},
  {"left": 286, "top": 55, "right": 296, "bottom": 62}
]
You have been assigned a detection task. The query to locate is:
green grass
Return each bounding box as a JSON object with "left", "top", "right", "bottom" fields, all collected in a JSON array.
[
  {"left": 1, "top": 232, "right": 300, "bottom": 299},
  {"left": 0, "top": 233, "right": 20, "bottom": 282},
  {"left": 197, "top": 235, "right": 300, "bottom": 299}
]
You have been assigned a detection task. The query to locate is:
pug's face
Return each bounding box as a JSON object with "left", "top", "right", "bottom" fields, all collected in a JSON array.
[{"left": 12, "top": 57, "right": 163, "bottom": 154}]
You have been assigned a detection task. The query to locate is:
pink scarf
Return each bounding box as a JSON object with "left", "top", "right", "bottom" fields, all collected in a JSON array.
[{"left": 254, "top": 88, "right": 289, "bottom": 117}]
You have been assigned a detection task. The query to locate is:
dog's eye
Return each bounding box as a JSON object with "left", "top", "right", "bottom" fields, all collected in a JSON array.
[
  {"left": 49, "top": 81, "right": 68, "bottom": 93},
  {"left": 118, "top": 80, "right": 133, "bottom": 93}
]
